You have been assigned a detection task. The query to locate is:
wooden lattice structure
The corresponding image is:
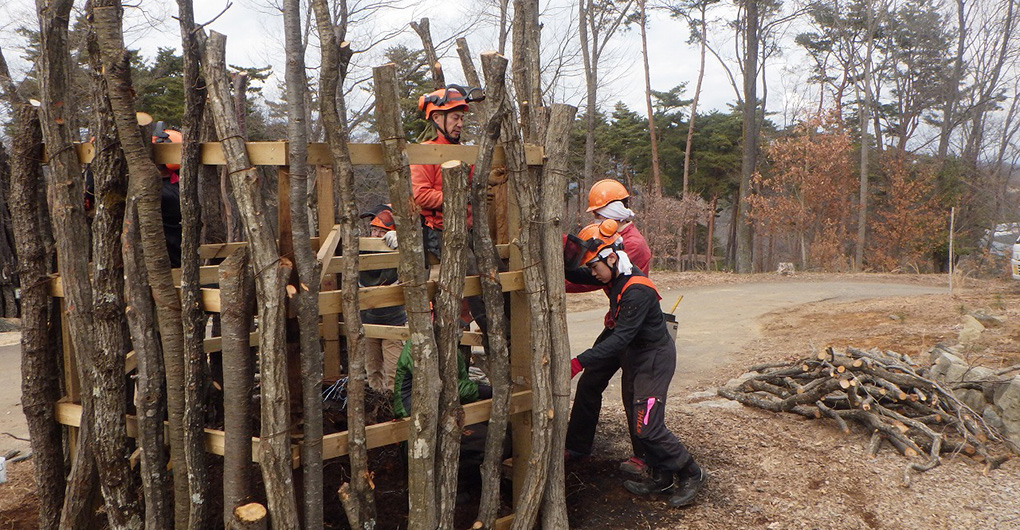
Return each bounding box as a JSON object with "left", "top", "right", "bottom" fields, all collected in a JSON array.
[{"left": 49, "top": 140, "right": 545, "bottom": 528}]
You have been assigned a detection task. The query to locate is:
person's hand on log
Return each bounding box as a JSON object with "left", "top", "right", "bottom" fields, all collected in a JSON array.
[{"left": 383, "top": 230, "right": 399, "bottom": 249}]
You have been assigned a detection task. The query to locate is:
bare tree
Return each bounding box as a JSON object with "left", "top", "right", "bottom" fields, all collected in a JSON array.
[
  {"left": 736, "top": 0, "right": 760, "bottom": 273},
  {"left": 638, "top": 0, "right": 662, "bottom": 197},
  {"left": 578, "top": 0, "right": 633, "bottom": 194}
]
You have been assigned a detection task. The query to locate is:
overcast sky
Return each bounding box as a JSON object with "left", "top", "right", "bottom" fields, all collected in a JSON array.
[{"left": 1, "top": 0, "right": 811, "bottom": 129}]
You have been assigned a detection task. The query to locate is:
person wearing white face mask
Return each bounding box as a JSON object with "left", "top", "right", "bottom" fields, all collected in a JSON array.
[
  {"left": 566, "top": 220, "right": 705, "bottom": 509},
  {"left": 565, "top": 179, "right": 653, "bottom": 476}
]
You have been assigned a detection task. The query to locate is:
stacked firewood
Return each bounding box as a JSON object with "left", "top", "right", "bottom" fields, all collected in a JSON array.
[{"left": 718, "top": 346, "right": 1010, "bottom": 485}]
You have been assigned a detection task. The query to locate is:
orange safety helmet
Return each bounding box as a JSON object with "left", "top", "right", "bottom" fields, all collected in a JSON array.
[
  {"left": 576, "top": 219, "right": 622, "bottom": 266},
  {"left": 153, "top": 126, "right": 183, "bottom": 171},
  {"left": 359, "top": 204, "right": 395, "bottom": 231},
  {"left": 586, "top": 179, "right": 630, "bottom": 212},
  {"left": 417, "top": 84, "right": 485, "bottom": 120}
]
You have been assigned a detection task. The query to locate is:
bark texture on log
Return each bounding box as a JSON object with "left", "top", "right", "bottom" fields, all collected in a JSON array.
[
  {"left": 175, "top": 2, "right": 212, "bottom": 526},
  {"left": 470, "top": 51, "right": 511, "bottom": 530},
  {"left": 0, "top": 138, "right": 19, "bottom": 317},
  {"left": 373, "top": 63, "right": 441, "bottom": 530},
  {"left": 410, "top": 18, "right": 445, "bottom": 89},
  {"left": 202, "top": 30, "right": 299, "bottom": 530},
  {"left": 434, "top": 160, "right": 469, "bottom": 530},
  {"left": 10, "top": 103, "right": 64, "bottom": 530},
  {"left": 309, "top": 1, "right": 376, "bottom": 526},
  {"left": 539, "top": 103, "right": 576, "bottom": 530},
  {"left": 219, "top": 247, "right": 256, "bottom": 526},
  {"left": 501, "top": 80, "right": 552, "bottom": 530},
  {"left": 123, "top": 200, "right": 173, "bottom": 530},
  {"left": 35, "top": 1, "right": 104, "bottom": 528},
  {"left": 91, "top": 3, "right": 190, "bottom": 526},
  {"left": 281, "top": 2, "right": 324, "bottom": 528},
  {"left": 84, "top": 23, "right": 143, "bottom": 528},
  {"left": 511, "top": 0, "right": 544, "bottom": 141}
]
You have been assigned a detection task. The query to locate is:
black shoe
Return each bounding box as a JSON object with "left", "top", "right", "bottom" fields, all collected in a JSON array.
[
  {"left": 668, "top": 466, "right": 707, "bottom": 508},
  {"left": 623, "top": 467, "right": 675, "bottom": 496}
]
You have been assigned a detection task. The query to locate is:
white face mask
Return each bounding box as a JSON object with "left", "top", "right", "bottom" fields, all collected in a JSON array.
[{"left": 595, "top": 201, "right": 635, "bottom": 222}]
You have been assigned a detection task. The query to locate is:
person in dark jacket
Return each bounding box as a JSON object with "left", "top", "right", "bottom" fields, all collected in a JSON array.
[
  {"left": 565, "top": 179, "right": 652, "bottom": 475},
  {"left": 359, "top": 204, "right": 406, "bottom": 394},
  {"left": 567, "top": 220, "right": 706, "bottom": 508}
]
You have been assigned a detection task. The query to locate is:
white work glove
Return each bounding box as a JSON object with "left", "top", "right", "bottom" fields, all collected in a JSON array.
[{"left": 383, "top": 230, "right": 399, "bottom": 249}]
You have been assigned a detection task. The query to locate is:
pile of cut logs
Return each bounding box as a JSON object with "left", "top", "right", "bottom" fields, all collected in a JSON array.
[{"left": 718, "top": 346, "right": 1011, "bottom": 485}]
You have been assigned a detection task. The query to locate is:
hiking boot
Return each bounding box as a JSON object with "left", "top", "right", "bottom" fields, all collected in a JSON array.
[
  {"left": 623, "top": 467, "right": 675, "bottom": 496},
  {"left": 619, "top": 456, "right": 648, "bottom": 475},
  {"left": 668, "top": 465, "right": 707, "bottom": 508},
  {"left": 564, "top": 449, "right": 589, "bottom": 464}
]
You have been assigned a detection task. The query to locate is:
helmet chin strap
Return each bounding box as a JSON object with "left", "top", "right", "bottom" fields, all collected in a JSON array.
[{"left": 432, "top": 114, "right": 461, "bottom": 144}]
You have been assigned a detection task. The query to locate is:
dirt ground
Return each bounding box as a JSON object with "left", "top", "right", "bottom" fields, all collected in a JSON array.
[
  {"left": 2, "top": 272, "right": 1020, "bottom": 529},
  {"left": 565, "top": 272, "right": 1020, "bottom": 530}
]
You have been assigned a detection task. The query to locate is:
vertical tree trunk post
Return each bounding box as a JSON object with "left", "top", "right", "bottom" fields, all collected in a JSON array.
[
  {"left": 10, "top": 102, "right": 64, "bottom": 530},
  {"left": 373, "top": 63, "right": 441, "bottom": 530},
  {"left": 35, "top": 1, "right": 106, "bottom": 527},
  {"left": 175, "top": 2, "right": 212, "bottom": 526},
  {"left": 309, "top": 1, "right": 376, "bottom": 525},
  {"left": 539, "top": 103, "right": 577, "bottom": 530},
  {"left": 434, "top": 160, "right": 469, "bottom": 529},
  {"left": 501, "top": 84, "right": 553, "bottom": 530},
  {"left": 202, "top": 30, "right": 299, "bottom": 530},
  {"left": 219, "top": 248, "right": 256, "bottom": 528},
  {"left": 737, "top": 0, "right": 760, "bottom": 273},
  {"left": 281, "top": 2, "right": 325, "bottom": 528},
  {"left": 123, "top": 199, "right": 173, "bottom": 530},
  {"left": 471, "top": 51, "right": 512, "bottom": 530}
]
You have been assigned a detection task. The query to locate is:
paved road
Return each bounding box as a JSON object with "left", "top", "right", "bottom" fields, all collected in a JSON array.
[
  {"left": 566, "top": 281, "right": 945, "bottom": 397},
  {"left": 0, "top": 280, "right": 946, "bottom": 458}
]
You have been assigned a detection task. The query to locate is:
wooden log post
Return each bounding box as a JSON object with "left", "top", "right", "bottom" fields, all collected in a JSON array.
[
  {"left": 309, "top": 0, "right": 377, "bottom": 526},
  {"left": 471, "top": 50, "right": 512, "bottom": 530},
  {"left": 92, "top": 1, "right": 190, "bottom": 525},
  {"left": 538, "top": 103, "right": 577, "bottom": 529},
  {"left": 9, "top": 102, "right": 65, "bottom": 530},
  {"left": 202, "top": 30, "right": 299, "bottom": 530},
  {"left": 123, "top": 199, "right": 173, "bottom": 530},
  {"left": 175, "top": 1, "right": 213, "bottom": 526},
  {"left": 219, "top": 248, "right": 256, "bottom": 528},
  {"left": 410, "top": 18, "right": 446, "bottom": 89},
  {"left": 373, "top": 63, "right": 442, "bottom": 530},
  {"left": 501, "top": 73, "right": 553, "bottom": 530},
  {"left": 435, "top": 160, "right": 469, "bottom": 529}
]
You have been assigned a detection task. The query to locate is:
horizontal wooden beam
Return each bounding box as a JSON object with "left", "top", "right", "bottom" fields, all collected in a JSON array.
[
  {"left": 317, "top": 391, "right": 533, "bottom": 460},
  {"left": 144, "top": 142, "right": 544, "bottom": 167}
]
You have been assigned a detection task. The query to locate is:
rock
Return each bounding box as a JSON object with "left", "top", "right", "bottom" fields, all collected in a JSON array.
[
  {"left": 969, "top": 312, "right": 1005, "bottom": 328},
  {"left": 957, "top": 388, "right": 986, "bottom": 412},
  {"left": 993, "top": 377, "right": 1020, "bottom": 454},
  {"left": 687, "top": 390, "right": 719, "bottom": 403},
  {"left": 776, "top": 262, "right": 794, "bottom": 275},
  {"left": 958, "top": 314, "right": 985, "bottom": 346},
  {"left": 689, "top": 399, "right": 744, "bottom": 411},
  {"left": 929, "top": 348, "right": 964, "bottom": 381},
  {"left": 983, "top": 405, "right": 1006, "bottom": 434},
  {"left": 724, "top": 372, "right": 756, "bottom": 388}
]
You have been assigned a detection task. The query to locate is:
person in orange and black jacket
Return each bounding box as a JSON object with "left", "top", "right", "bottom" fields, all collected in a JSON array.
[
  {"left": 565, "top": 179, "right": 652, "bottom": 476},
  {"left": 153, "top": 124, "right": 183, "bottom": 268},
  {"left": 358, "top": 204, "right": 406, "bottom": 394},
  {"left": 566, "top": 220, "right": 706, "bottom": 509},
  {"left": 411, "top": 84, "right": 496, "bottom": 349}
]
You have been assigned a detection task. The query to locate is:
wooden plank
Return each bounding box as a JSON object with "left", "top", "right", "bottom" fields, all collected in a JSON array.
[
  {"left": 55, "top": 402, "right": 265, "bottom": 461},
  {"left": 124, "top": 350, "right": 137, "bottom": 374},
  {"left": 203, "top": 331, "right": 259, "bottom": 353},
  {"left": 316, "top": 225, "right": 342, "bottom": 282},
  {"left": 316, "top": 166, "right": 342, "bottom": 379},
  {"left": 354, "top": 324, "right": 482, "bottom": 347},
  {"left": 324, "top": 243, "right": 510, "bottom": 275},
  {"left": 59, "top": 299, "right": 79, "bottom": 401},
  {"left": 198, "top": 242, "right": 246, "bottom": 260},
  {"left": 318, "top": 391, "right": 533, "bottom": 460},
  {"left": 495, "top": 515, "right": 513, "bottom": 530},
  {"left": 317, "top": 271, "right": 525, "bottom": 315},
  {"left": 150, "top": 142, "right": 544, "bottom": 167}
]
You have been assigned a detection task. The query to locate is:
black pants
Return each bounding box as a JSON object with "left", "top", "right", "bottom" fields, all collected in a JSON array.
[
  {"left": 565, "top": 329, "right": 644, "bottom": 458},
  {"left": 628, "top": 393, "right": 691, "bottom": 473}
]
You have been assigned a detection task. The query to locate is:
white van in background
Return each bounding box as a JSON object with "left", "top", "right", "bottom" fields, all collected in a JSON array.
[{"left": 1012, "top": 235, "right": 1020, "bottom": 280}]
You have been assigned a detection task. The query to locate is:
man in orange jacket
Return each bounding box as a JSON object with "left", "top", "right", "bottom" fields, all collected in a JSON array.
[{"left": 411, "top": 84, "right": 494, "bottom": 344}]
